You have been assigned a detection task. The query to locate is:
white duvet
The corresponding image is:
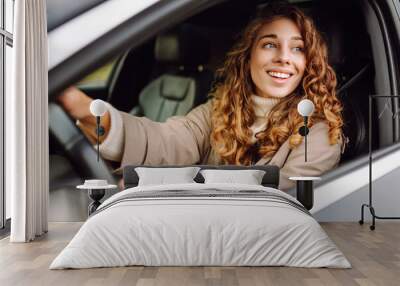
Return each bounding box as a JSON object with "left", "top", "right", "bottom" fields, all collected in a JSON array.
[{"left": 50, "top": 183, "right": 351, "bottom": 269}]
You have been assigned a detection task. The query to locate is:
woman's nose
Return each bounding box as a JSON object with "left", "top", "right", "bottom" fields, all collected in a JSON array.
[{"left": 275, "top": 46, "right": 291, "bottom": 64}]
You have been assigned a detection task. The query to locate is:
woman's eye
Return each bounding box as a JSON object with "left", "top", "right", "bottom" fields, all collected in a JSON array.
[
  {"left": 263, "top": 43, "right": 276, "bottom": 49},
  {"left": 292, "top": 47, "right": 304, "bottom": 52}
]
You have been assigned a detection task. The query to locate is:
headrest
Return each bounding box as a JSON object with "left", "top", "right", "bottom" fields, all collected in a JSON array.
[{"left": 154, "top": 25, "right": 210, "bottom": 67}]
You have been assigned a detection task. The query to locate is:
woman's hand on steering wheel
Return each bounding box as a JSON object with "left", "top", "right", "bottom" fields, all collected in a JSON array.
[
  {"left": 57, "top": 86, "right": 111, "bottom": 144},
  {"left": 57, "top": 86, "right": 94, "bottom": 121}
]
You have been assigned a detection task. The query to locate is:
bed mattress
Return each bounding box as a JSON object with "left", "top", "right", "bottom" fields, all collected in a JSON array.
[{"left": 50, "top": 183, "right": 351, "bottom": 269}]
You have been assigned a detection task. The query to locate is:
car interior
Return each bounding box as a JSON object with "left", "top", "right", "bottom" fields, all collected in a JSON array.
[{"left": 49, "top": 0, "right": 382, "bottom": 221}]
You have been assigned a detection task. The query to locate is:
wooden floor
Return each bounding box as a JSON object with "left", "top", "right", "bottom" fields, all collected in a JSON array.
[{"left": 0, "top": 222, "right": 399, "bottom": 286}]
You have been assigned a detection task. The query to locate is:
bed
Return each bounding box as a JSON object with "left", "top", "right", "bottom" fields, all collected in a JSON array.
[{"left": 50, "top": 165, "right": 350, "bottom": 269}]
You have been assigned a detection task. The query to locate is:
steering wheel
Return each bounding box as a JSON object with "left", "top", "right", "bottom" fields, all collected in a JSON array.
[{"left": 49, "top": 102, "right": 118, "bottom": 184}]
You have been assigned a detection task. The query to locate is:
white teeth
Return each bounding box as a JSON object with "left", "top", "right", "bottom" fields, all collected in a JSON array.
[{"left": 268, "top": 71, "right": 291, "bottom": 79}]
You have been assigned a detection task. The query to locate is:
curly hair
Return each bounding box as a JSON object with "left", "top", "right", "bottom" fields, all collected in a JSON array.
[{"left": 210, "top": 2, "right": 343, "bottom": 165}]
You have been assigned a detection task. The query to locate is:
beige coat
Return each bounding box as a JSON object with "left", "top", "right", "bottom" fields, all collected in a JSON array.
[{"left": 117, "top": 100, "right": 342, "bottom": 190}]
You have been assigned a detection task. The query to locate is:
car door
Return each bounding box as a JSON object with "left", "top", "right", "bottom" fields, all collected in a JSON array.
[{"left": 313, "top": 0, "right": 400, "bottom": 221}]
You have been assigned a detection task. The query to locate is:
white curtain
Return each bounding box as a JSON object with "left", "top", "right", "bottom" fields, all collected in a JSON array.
[{"left": 7, "top": 0, "right": 49, "bottom": 242}]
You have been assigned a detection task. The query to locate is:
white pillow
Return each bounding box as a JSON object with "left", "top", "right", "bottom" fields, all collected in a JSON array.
[
  {"left": 200, "top": 169, "right": 266, "bottom": 185},
  {"left": 135, "top": 167, "right": 201, "bottom": 186}
]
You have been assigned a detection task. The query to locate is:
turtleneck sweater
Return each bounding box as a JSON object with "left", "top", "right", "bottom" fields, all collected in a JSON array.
[
  {"left": 249, "top": 94, "right": 280, "bottom": 143},
  {"left": 97, "top": 95, "right": 280, "bottom": 161}
]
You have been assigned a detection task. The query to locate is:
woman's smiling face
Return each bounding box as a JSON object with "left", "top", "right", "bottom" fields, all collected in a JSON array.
[{"left": 250, "top": 17, "right": 306, "bottom": 99}]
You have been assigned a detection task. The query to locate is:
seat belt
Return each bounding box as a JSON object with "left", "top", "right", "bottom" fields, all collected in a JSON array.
[{"left": 337, "top": 62, "right": 372, "bottom": 95}]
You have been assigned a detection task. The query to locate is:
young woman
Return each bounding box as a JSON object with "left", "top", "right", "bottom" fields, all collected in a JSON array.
[{"left": 58, "top": 3, "right": 344, "bottom": 190}]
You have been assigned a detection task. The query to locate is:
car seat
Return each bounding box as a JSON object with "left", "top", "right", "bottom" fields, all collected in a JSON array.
[{"left": 130, "top": 24, "right": 214, "bottom": 122}]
